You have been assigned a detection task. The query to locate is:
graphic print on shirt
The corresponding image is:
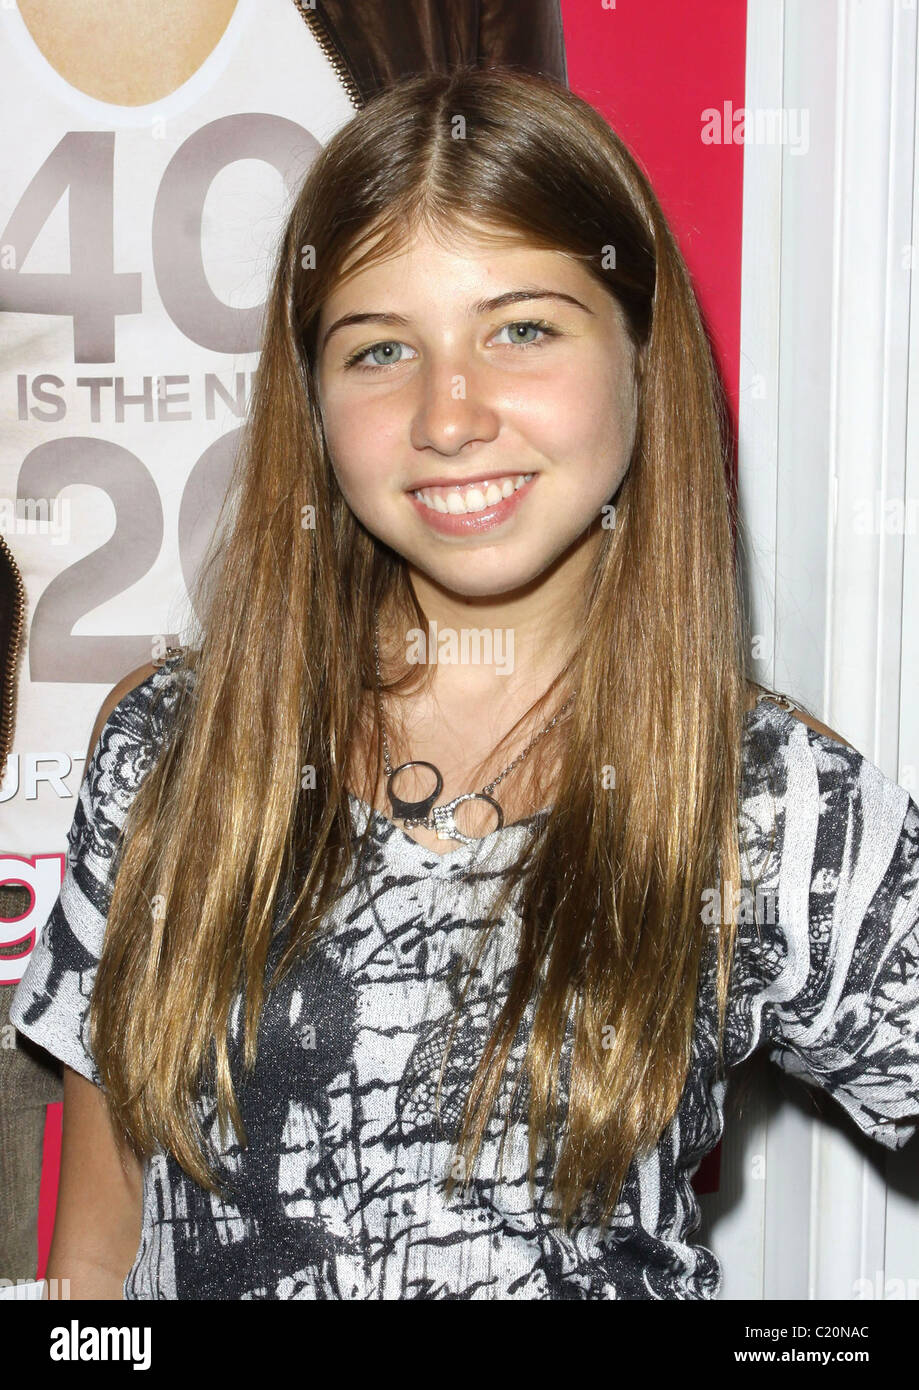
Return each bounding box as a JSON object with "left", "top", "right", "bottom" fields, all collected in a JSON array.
[{"left": 10, "top": 659, "right": 919, "bottom": 1298}]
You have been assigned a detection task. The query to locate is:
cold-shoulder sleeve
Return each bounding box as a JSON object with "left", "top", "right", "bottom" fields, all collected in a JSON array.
[
  {"left": 747, "top": 714, "right": 919, "bottom": 1150},
  {"left": 9, "top": 658, "right": 186, "bottom": 1088}
]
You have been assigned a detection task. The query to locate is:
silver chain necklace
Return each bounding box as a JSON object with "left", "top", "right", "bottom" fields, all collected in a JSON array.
[{"left": 371, "top": 611, "right": 576, "bottom": 846}]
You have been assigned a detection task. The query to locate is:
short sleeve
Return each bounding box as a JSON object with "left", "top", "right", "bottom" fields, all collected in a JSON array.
[
  {"left": 758, "top": 721, "right": 919, "bottom": 1151},
  {"left": 9, "top": 661, "right": 180, "bottom": 1088}
]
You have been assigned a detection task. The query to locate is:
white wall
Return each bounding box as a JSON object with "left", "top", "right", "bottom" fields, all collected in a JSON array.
[{"left": 697, "top": 0, "right": 919, "bottom": 1300}]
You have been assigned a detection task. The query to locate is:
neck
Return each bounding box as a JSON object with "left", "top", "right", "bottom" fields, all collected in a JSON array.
[{"left": 393, "top": 526, "right": 601, "bottom": 702}]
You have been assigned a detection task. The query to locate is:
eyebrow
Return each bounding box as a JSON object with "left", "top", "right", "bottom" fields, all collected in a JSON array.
[{"left": 320, "top": 287, "right": 594, "bottom": 352}]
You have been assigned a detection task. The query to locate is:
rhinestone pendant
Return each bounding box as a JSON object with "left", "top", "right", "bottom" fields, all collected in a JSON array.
[{"left": 431, "top": 792, "right": 504, "bottom": 846}]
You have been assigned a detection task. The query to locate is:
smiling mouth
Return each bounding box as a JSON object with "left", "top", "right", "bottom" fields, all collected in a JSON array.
[{"left": 409, "top": 472, "right": 535, "bottom": 515}]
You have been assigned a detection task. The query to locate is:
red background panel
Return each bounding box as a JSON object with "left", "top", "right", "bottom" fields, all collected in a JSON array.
[
  {"left": 562, "top": 0, "right": 748, "bottom": 456},
  {"left": 563, "top": 0, "right": 750, "bottom": 1197}
]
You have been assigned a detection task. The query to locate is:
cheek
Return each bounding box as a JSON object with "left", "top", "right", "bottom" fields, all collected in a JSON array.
[
  {"left": 319, "top": 385, "right": 404, "bottom": 488},
  {"left": 506, "top": 360, "right": 631, "bottom": 468}
]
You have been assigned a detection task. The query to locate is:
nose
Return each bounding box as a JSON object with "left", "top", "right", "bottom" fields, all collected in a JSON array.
[{"left": 409, "top": 356, "right": 500, "bottom": 456}]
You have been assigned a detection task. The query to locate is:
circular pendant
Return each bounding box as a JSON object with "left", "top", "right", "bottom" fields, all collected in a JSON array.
[
  {"left": 431, "top": 792, "right": 504, "bottom": 845},
  {"left": 386, "top": 760, "right": 443, "bottom": 823}
]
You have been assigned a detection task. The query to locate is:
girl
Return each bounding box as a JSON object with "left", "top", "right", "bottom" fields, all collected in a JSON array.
[{"left": 12, "top": 67, "right": 919, "bottom": 1301}]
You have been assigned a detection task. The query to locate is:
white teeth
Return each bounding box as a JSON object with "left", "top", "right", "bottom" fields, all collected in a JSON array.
[{"left": 413, "top": 473, "right": 534, "bottom": 514}]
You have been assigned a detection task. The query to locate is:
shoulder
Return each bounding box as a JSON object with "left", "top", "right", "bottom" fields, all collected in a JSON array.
[
  {"left": 745, "top": 682, "right": 854, "bottom": 752},
  {"left": 72, "top": 653, "right": 194, "bottom": 866},
  {"left": 86, "top": 651, "right": 194, "bottom": 764},
  {"left": 740, "top": 685, "right": 915, "bottom": 903},
  {"left": 86, "top": 662, "right": 157, "bottom": 760},
  {"left": 784, "top": 706, "right": 854, "bottom": 752},
  {"left": 739, "top": 684, "right": 913, "bottom": 881}
]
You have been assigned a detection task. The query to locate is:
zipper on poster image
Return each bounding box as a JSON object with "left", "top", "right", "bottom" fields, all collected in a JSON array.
[
  {"left": 290, "top": 1, "right": 364, "bottom": 110},
  {"left": 0, "top": 533, "right": 25, "bottom": 769}
]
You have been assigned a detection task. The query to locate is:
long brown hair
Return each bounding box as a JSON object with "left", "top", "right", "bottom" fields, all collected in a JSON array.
[{"left": 90, "top": 67, "right": 783, "bottom": 1229}]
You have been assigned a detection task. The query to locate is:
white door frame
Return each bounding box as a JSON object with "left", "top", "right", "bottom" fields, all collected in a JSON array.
[{"left": 700, "top": 0, "right": 919, "bottom": 1300}]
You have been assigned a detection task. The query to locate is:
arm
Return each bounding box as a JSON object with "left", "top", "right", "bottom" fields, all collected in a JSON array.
[
  {"left": 757, "top": 726, "right": 919, "bottom": 1151},
  {"left": 43, "top": 1066, "right": 143, "bottom": 1300},
  {"left": 41, "top": 662, "right": 156, "bottom": 1299}
]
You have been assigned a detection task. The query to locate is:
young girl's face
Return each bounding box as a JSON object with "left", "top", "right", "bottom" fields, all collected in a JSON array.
[{"left": 315, "top": 222, "right": 638, "bottom": 604}]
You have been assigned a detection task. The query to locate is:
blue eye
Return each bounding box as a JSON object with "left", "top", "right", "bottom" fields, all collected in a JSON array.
[
  {"left": 369, "top": 342, "right": 404, "bottom": 365},
  {"left": 494, "top": 320, "right": 557, "bottom": 347},
  {"left": 345, "top": 340, "right": 416, "bottom": 370}
]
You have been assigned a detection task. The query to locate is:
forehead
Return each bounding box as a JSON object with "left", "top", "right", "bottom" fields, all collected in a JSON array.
[{"left": 319, "top": 221, "right": 601, "bottom": 317}]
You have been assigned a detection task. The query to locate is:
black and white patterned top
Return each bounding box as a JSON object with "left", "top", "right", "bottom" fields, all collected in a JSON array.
[{"left": 10, "top": 657, "right": 919, "bottom": 1299}]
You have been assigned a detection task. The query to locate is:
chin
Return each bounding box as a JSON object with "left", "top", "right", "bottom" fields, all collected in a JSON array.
[{"left": 424, "top": 565, "right": 550, "bottom": 601}]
